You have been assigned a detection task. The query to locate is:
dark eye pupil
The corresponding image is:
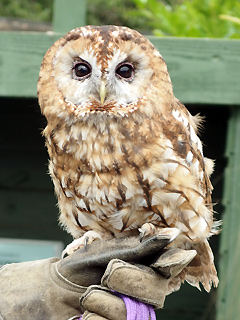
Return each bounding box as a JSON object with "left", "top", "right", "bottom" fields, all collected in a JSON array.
[
  {"left": 74, "top": 63, "right": 91, "bottom": 78},
  {"left": 116, "top": 64, "right": 133, "bottom": 79}
]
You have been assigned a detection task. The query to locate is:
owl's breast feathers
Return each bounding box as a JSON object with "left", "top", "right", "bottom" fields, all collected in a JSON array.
[{"left": 44, "top": 100, "right": 216, "bottom": 243}]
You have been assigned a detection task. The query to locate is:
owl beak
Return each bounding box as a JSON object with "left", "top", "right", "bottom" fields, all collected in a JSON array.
[{"left": 99, "top": 81, "right": 107, "bottom": 104}]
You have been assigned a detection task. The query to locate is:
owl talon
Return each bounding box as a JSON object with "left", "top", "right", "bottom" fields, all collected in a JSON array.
[
  {"left": 139, "top": 223, "right": 156, "bottom": 242},
  {"left": 139, "top": 223, "right": 180, "bottom": 244},
  {"left": 84, "top": 236, "right": 89, "bottom": 251},
  {"left": 62, "top": 231, "right": 103, "bottom": 258}
]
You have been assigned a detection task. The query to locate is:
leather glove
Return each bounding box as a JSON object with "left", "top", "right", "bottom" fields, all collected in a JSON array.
[
  {"left": 79, "top": 247, "right": 196, "bottom": 320},
  {"left": 0, "top": 230, "right": 186, "bottom": 320}
]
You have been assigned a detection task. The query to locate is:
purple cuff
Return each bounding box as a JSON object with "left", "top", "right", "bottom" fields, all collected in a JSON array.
[
  {"left": 77, "top": 292, "right": 156, "bottom": 320},
  {"left": 77, "top": 291, "right": 156, "bottom": 320},
  {"left": 114, "top": 292, "right": 156, "bottom": 320}
]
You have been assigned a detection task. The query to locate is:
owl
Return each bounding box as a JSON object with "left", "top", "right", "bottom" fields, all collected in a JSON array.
[{"left": 38, "top": 25, "right": 219, "bottom": 293}]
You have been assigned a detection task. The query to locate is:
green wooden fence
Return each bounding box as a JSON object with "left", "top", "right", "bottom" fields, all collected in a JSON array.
[{"left": 0, "top": 0, "right": 240, "bottom": 319}]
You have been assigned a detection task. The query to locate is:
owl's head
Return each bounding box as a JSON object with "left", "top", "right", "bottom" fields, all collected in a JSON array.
[{"left": 38, "top": 25, "right": 173, "bottom": 120}]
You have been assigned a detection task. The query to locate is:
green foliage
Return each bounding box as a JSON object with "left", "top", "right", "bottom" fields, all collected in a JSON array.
[
  {"left": 131, "top": 0, "right": 240, "bottom": 38},
  {"left": 0, "top": 0, "right": 53, "bottom": 21},
  {"left": 0, "top": 0, "right": 239, "bottom": 38},
  {"left": 87, "top": 0, "right": 146, "bottom": 31}
]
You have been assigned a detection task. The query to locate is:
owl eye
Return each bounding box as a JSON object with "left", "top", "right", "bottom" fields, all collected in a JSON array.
[
  {"left": 73, "top": 62, "right": 91, "bottom": 79},
  {"left": 115, "top": 63, "right": 134, "bottom": 80}
]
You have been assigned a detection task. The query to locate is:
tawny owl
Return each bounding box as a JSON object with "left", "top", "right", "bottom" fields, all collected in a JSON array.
[{"left": 38, "top": 25, "right": 219, "bottom": 293}]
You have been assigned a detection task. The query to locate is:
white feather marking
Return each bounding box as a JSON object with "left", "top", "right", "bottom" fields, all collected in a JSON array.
[
  {"left": 172, "top": 109, "right": 181, "bottom": 121},
  {"left": 153, "top": 50, "right": 162, "bottom": 58},
  {"left": 186, "top": 151, "right": 193, "bottom": 164},
  {"left": 197, "top": 139, "right": 203, "bottom": 154},
  {"left": 61, "top": 177, "right": 67, "bottom": 188},
  {"left": 177, "top": 196, "right": 185, "bottom": 206},
  {"left": 184, "top": 209, "right": 196, "bottom": 220},
  {"left": 125, "top": 187, "right": 137, "bottom": 200},
  {"left": 78, "top": 199, "right": 87, "bottom": 210},
  {"left": 139, "top": 198, "right": 148, "bottom": 207},
  {"left": 154, "top": 178, "right": 167, "bottom": 188},
  {"left": 163, "top": 146, "right": 176, "bottom": 159},
  {"left": 175, "top": 221, "right": 188, "bottom": 232},
  {"left": 109, "top": 211, "right": 124, "bottom": 230},
  {"left": 81, "top": 127, "right": 90, "bottom": 141},
  {"left": 193, "top": 196, "right": 204, "bottom": 210},
  {"left": 57, "top": 139, "right": 64, "bottom": 150},
  {"left": 65, "top": 189, "right": 73, "bottom": 198},
  {"left": 77, "top": 211, "right": 94, "bottom": 227},
  {"left": 165, "top": 139, "right": 173, "bottom": 149},
  {"left": 163, "top": 206, "right": 172, "bottom": 219},
  {"left": 189, "top": 217, "right": 199, "bottom": 230},
  {"left": 167, "top": 162, "right": 178, "bottom": 174},
  {"left": 182, "top": 115, "right": 189, "bottom": 127},
  {"left": 190, "top": 125, "right": 198, "bottom": 144},
  {"left": 152, "top": 191, "right": 180, "bottom": 206},
  {"left": 199, "top": 217, "right": 208, "bottom": 233},
  {"left": 151, "top": 191, "right": 162, "bottom": 206},
  {"left": 166, "top": 192, "right": 181, "bottom": 203},
  {"left": 193, "top": 159, "right": 199, "bottom": 171}
]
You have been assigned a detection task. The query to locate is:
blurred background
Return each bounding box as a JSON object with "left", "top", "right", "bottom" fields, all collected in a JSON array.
[
  {"left": 0, "top": 1, "right": 239, "bottom": 319},
  {"left": 0, "top": 0, "right": 240, "bottom": 36}
]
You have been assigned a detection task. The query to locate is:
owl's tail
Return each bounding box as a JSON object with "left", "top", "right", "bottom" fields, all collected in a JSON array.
[{"left": 167, "top": 240, "right": 218, "bottom": 294}]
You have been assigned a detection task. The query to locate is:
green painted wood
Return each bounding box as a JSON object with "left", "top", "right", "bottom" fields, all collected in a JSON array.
[
  {"left": 0, "top": 32, "right": 60, "bottom": 98},
  {"left": 149, "top": 37, "right": 240, "bottom": 105},
  {"left": 216, "top": 107, "right": 240, "bottom": 320},
  {"left": 0, "top": 31, "right": 239, "bottom": 105},
  {"left": 53, "top": 0, "right": 86, "bottom": 33}
]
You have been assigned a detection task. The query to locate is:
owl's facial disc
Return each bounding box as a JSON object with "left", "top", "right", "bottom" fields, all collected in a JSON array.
[{"left": 52, "top": 27, "right": 156, "bottom": 116}]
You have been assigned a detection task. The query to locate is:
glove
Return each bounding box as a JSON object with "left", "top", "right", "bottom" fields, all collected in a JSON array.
[
  {"left": 79, "top": 250, "right": 196, "bottom": 320},
  {"left": 0, "top": 231, "right": 183, "bottom": 320},
  {"left": 79, "top": 233, "right": 197, "bottom": 320}
]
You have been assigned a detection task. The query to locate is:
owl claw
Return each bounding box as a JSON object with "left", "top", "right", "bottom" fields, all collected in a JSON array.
[
  {"left": 84, "top": 236, "right": 89, "bottom": 251},
  {"left": 139, "top": 223, "right": 156, "bottom": 242},
  {"left": 139, "top": 223, "right": 180, "bottom": 244},
  {"left": 61, "top": 231, "right": 103, "bottom": 258}
]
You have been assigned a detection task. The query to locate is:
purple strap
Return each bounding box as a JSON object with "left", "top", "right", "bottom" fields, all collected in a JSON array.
[
  {"left": 115, "top": 292, "right": 156, "bottom": 320},
  {"left": 77, "top": 293, "right": 156, "bottom": 320}
]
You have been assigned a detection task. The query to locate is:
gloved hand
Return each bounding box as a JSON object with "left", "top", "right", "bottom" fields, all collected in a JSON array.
[
  {"left": 0, "top": 230, "right": 196, "bottom": 320},
  {"left": 79, "top": 245, "right": 196, "bottom": 320}
]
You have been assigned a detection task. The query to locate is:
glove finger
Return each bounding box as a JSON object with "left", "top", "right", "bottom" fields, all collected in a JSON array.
[
  {"left": 101, "top": 259, "right": 168, "bottom": 308},
  {"left": 80, "top": 286, "right": 126, "bottom": 320},
  {"left": 151, "top": 248, "right": 197, "bottom": 278}
]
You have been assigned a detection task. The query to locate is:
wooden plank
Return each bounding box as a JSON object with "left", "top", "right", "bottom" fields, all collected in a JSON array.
[
  {"left": 0, "top": 32, "right": 239, "bottom": 105},
  {"left": 149, "top": 37, "right": 240, "bottom": 105},
  {"left": 0, "top": 32, "right": 60, "bottom": 97},
  {"left": 53, "top": 0, "right": 86, "bottom": 33},
  {"left": 216, "top": 107, "right": 240, "bottom": 320}
]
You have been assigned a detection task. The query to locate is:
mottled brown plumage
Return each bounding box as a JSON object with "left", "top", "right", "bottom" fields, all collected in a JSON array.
[{"left": 38, "top": 25, "right": 219, "bottom": 293}]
